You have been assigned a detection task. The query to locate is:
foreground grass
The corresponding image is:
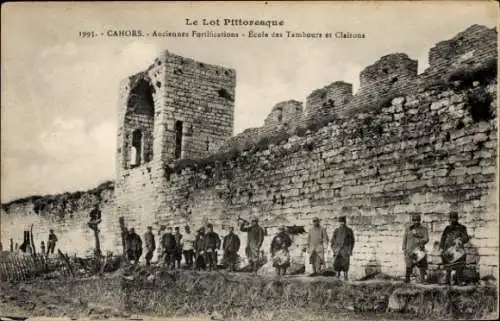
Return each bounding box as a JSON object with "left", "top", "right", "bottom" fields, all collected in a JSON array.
[{"left": 0, "top": 270, "right": 497, "bottom": 320}]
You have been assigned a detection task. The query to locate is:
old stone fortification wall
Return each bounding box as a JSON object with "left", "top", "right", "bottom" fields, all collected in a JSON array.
[
  {"left": 221, "top": 25, "right": 496, "bottom": 146},
  {"left": 161, "top": 80, "right": 498, "bottom": 279},
  {"left": 154, "top": 24, "right": 498, "bottom": 278},
  {"left": 0, "top": 182, "right": 118, "bottom": 256},
  {"left": 1, "top": 25, "right": 497, "bottom": 280}
]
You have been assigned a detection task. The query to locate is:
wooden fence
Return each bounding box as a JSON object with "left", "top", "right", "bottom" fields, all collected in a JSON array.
[{"left": 0, "top": 250, "right": 75, "bottom": 281}]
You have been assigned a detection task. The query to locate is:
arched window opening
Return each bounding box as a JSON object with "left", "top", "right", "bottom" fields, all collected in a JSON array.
[
  {"left": 127, "top": 77, "right": 155, "bottom": 117},
  {"left": 175, "top": 121, "right": 183, "bottom": 159},
  {"left": 131, "top": 129, "right": 142, "bottom": 167}
]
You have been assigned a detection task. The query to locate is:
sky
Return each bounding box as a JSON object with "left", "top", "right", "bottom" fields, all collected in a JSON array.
[{"left": 1, "top": 1, "right": 497, "bottom": 202}]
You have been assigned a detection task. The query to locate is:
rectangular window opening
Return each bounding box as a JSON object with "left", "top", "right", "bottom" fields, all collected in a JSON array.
[{"left": 175, "top": 121, "right": 183, "bottom": 159}]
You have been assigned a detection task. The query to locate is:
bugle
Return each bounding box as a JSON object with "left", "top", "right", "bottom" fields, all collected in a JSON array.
[{"left": 237, "top": 216, "right": 250, "bottom": 224}]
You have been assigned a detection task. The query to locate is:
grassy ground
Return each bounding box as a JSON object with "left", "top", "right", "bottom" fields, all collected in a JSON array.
[{"left": 0, "top": 269, "right": 497, "bottom": 320}]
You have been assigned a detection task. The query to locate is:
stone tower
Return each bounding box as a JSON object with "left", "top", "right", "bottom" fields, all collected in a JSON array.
[{"left": 115, "top": 51, "right": 236, "bottom": 230}]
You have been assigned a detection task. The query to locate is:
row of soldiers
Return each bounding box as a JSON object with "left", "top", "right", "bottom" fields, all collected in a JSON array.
[
  {"left": 121, "top": 223, "right": 243, "bottom": 271},
  {"left": 298, "top": 211, "right": 470, "bottom": 284},
  {"left": 120, "top": 210, "right": 470, "bottom": 284}
]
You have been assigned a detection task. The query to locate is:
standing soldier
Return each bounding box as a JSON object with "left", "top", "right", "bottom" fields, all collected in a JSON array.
[
  {"left": 240, "top": 218, "right": 265, "bottom": 272},
  {"left": 331, "top": 216, "right": 355, "bottom": 280},
  {"left": 156, "top": 225, "right": 166, "bottom": 263},
  {"left": 182, "top": 225, "right": 196, "bottom": 268},
  {"left": 204, "top": 224, "right": 221, "bottom": 271},
  {"left": 307, "top": 217, "right": 329, "bottom": 276},
  {"left": 223, "top": 226, "right": 241, "bottom": 272},
  {"left": 402, "top": 213, "right": 429, "bottom": 283},
  {"left": 126, "top": 228, "right": 143, "bottom": 265},
  {"left": 144, "top": 226, "right": 156, "bottom": 267},
  {"left": 194, "top": 227, "right": 206, "bottom": 270},
  {"left": 174, "top": 227, "right": 183, "bottom": 269},
  {"left": 47, "top": 229, "right": 58, "bottom": 255},
  {"left": 439, "top": 212, "right": 470, "bottom": 285},
  {"left": 119, "top": 217, "right": 129, "bottom": 261},
  {"left": 40, "top": 241, "right": 46, "bottom": 256},
  {"left": 88, "top": 204, "right": 102, "bottom": 231},
  {"left": 270, "top": 226, "right": 292, "bottom": 276},
  {"left": 162, "top": 227, "right": 177, "bottom": 269}
]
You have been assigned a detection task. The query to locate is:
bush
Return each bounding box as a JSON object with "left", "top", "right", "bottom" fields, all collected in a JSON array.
[
  {"left": 346, "top": 91, "right": 407, "bottom": 118},
  {"left": 448, "top": 57, "right": 498, "bottom": 89},
  {"left": 171, "top": 158, "right": 199, "bottom": 173},
  {"left": 255, "top": 131, "right": 291, "bottom": 152},
  {"left": 306, "top": 115, "right": 335, "bottom": 132},
  {"left": 293, "top": 126, "right": 307, "bottom": 137},
  {"left": 466, "top": 88, "right": 494, "bottom": 122}
]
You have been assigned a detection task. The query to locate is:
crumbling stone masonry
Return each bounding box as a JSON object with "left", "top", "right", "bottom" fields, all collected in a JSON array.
[
  {"left": 115, "top": 51, "right": 236, "bottom": 230},
  {"left": 115, "top": 24, "right": 497, "bottom": 278},
  {"left": 262, "top": 100, "right": 304, "bottom": 136},
  {"left": 304, "top": 81, "right": 353, "bottom": 125},
  {"left": 0, "top": 25, "right": 497, "bottom": 280}
]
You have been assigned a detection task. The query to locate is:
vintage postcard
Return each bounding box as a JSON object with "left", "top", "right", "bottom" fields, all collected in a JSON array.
[{"left": 0, "top": 1, "right": 498, "bottom": 320}]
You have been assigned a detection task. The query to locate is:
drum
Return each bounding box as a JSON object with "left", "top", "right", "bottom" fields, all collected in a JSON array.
[
  {"left": 273, "top": 249, "right": 290, "bottom": 267},
  {"left": 443, "top": 246, "right": 466, "bottom": 263},
  {"left": 411, "top": 248, "right": 427, "bottom": 264}
]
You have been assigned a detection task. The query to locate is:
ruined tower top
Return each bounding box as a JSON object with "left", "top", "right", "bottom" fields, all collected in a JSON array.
[{"left": 117, "top": 51, "right": 236, "bottom": 172}]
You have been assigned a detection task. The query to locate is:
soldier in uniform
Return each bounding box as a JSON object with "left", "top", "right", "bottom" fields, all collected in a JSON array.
[
  {"left": 223, "top": 226, "right": 241, "bottom": 272},
  {"left": 194, "top": 227, "right": 206, "bottom": 270},
  {"left": 162, "top": 227, "right": 177, "bottom": 269},
  {"left": 270, "top": 226, "right": 292, "bottom": 276},
  {"left": 156, "top": 225, "right": 166, "bottom": 263},
  {"left": 240, "top": 218, "right": 265, "bottom": 272},
  {"left": 47, "top": 229, "right": 58, "bottom": 255},
  {"left": 402, "top": 213, "right": 429, "bottom": 283},
  {"left": 331, "top": 216, "right": 355, "bottom": 280},
  {"left": 307, "top": 217, "right": 329, "bottom": 276},
  {"left": 182, "top": 225, "right": 196, "bottom": 268},
  {"left": 126, "top": 228, "right": 143, "bottom": 265},
  {"left": 439, "top": 212, "right": 470, "bottom": 285},
  {"left": 40, "top": 241, "right": 46, "bottom": 256},
  {"left": 204, "top": 224, "right": 221, "bottom": 271},
  {"left": 174, "top": 227, "right": 183, "bottom": 269},
  {"left": 88, "top": 204, "right": 102, "bottom": 232},
  {"left": 144, "top": 226, "right": 156, "bottom": 266}
]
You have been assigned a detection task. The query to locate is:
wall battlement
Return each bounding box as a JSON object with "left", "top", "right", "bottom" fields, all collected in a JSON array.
[
  {"left": 304, "top": 81, "right": 353, "bottom": 124},
  {"left": 220, "top": 25, "right": 496, "bottom": 144},
  {"left": 429, "top": 24, "right": 497, "bottom": 71},
  {"left": 359, "top": 53, "right": 418, "bottom": 91}
]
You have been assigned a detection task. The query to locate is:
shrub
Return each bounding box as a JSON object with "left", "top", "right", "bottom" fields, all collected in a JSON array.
[
  {"left": 346, "top": 91, "right": 407, "bottom": 118},
  {"left": 466, "top": 88, "right": 494, "bottom": 122},
  {"left": 448, "top": 57, "right": 498, "bottom": 90},
  {"left": 172, "top": 158, "right": 199, "bottom": 173},
  {"left": 306, "top": 115, "right": 335, "bottom": 132},
  {"left": 254, "top": 131, "right": 291, "bottom": 152},
  {"left": 293, "top": 126, "right": 307, "bottom": 137}
]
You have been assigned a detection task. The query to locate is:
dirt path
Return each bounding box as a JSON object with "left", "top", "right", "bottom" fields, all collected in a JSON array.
[
  {"left": 3, "top": 316, "right": 418, "bottom": 321},
  {"left": 17, "top": 316, "right": 210, "bottom": 321}
]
